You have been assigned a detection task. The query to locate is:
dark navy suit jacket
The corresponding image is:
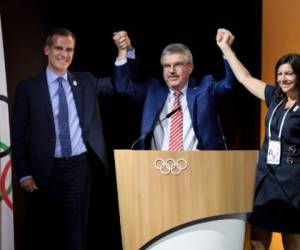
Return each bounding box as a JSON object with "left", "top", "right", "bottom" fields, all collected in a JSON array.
[
  {"left": 11, "top": 71, "right": 113, "bottom": 188},
  {"left": 115, "top": 60, "right": 234, "bottom": 149}
]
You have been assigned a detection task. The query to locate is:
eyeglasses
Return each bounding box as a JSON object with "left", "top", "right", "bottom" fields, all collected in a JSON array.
[{"left": 162, "top": 62, "right": 190, "bottom": 71}]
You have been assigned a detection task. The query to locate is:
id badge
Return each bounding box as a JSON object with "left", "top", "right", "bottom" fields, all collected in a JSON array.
[{"left": 266, "top": 140, "right": 281, "bottom": 165}]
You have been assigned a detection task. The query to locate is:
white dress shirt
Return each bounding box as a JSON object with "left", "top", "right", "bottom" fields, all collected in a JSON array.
[{"left": 151, "top": 85, "right": 198, "bottom": 150}]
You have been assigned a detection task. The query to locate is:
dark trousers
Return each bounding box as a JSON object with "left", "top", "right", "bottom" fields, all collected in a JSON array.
[{"left": 26, "top": 154, "right": 90, "bottom": 250}]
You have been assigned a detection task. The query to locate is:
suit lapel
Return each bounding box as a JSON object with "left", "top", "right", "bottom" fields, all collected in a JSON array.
[
  {"left": 39, "top": 73, "right": 55, "bottom": 129},
  {"left": 142, "top": 82, "right": 169, "bottom": 134},
  {"left": 187, "top": 80, "right": 198, "bottom": 120},
  {"left": 187, "top": 79, "right": 204, "bottom": 148},
  {"left": 152, "top": 84, "right": 169, "bottom": 125},
  {"left": 67, "top": 72, "right": 83, "bottom": 123},
  {"left": 156, "top": 85, "right": 169, "bottom": 106}
]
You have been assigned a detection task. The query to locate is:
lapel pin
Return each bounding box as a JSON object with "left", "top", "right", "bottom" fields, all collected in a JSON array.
[
  {"left": 293, "top": 105, "right": 299, "bottom": 112},
  {"left": 73, "top": 80, "right": 77, "bottom": 86}
]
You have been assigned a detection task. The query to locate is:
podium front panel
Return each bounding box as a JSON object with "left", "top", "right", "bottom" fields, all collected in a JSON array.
[{"left": 114, "top": 150, "right": 257, "bottom": 250}]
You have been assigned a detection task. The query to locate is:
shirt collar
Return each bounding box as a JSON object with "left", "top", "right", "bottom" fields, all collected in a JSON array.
[
  {"left": 169, "top": 84, "right": 188, "bottom": 96},
  {"left": 46, "top": 68, "right": 68, "bottom": 85}
]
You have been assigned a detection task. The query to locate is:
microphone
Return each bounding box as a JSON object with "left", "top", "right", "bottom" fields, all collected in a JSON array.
[
  {"left": 131, "top": 106, "right": 181, "bottom": 150},
  {"left": 165, "top": 106, "right": 181, "bottom": 118}
]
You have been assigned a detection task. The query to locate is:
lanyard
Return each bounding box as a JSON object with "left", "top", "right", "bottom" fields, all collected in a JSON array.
[{"left": 268, "top": 99, "right": 293, "bottom": 140}]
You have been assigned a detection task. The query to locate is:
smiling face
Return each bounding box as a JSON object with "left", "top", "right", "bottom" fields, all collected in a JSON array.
[
  {"left": 44, "top": 34, "right": 75, "bottom": 76},
  {"left": 161, "top": 53, "right": 193, "bottom": 90},
  {"left": 277, "top": 63, "right": 298, "bottom": 95}
]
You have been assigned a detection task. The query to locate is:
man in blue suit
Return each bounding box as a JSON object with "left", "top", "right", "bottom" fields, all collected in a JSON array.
[
  {"left": 11, "top": 28, "right": 129, "bottom": 250},
  {"left": 113, "top": 31, "right": 234, "bottom": 150}
]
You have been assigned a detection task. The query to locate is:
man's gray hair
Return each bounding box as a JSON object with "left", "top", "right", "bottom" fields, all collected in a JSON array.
[{"left": 160, "top": 43, "right": 193, "bottom": 64}]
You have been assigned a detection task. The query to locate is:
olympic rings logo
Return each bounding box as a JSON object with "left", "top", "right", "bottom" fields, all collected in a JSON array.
[
  {"left": 0, "top": 95, "right": 10, "bottom": 158},
  {"left": 154, "top": 158, "right": 188, "bottom": 175},
  {"left": 0, "top": 94, "right": 13, "bottom": 210}
]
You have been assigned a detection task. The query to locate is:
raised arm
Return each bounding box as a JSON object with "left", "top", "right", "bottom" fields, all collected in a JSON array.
[
  {"left": 113, "top": 30, "right": 132, "bottom": 61},
  {"left": 113, "top": 31, "right": 147, "bottom": 101},
  {"left": 216, "top": 28, "right": 266, "bottom": 100}
]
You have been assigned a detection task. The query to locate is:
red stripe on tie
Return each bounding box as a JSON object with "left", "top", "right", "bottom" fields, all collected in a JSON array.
[{"left": 169, "top": 90, "right": 183, "bottom": 151}]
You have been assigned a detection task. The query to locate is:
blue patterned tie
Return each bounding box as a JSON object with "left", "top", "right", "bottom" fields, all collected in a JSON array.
[{"left": 57, "top": 77, "right": 72, "bottom": 157}]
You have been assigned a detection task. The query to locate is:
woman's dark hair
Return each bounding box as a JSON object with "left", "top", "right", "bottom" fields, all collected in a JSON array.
[
  {"left": 274, "top": 53, "right": 300, "bottom": 102},
  {"left": 45, "top": 28, "right": 76, "bottom": 47}
]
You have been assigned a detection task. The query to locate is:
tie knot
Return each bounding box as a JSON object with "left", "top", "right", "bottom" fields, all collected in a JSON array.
[
  {"left": 174, "top": 90, "right": 181, "bottom": 98},
  {"left": 57, "top": 77, "right": 64, "bottom": 85}
]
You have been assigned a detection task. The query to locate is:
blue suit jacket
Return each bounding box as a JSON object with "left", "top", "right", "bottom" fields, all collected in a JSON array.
[
  {"left": 115, "top": 60, "right": 234, "bottom": 149},
  {"left": 11, "top": 71, "right": 113, "bottom": 187}
]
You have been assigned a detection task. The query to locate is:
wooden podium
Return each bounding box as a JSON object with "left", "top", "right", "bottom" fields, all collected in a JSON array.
[{"left": 114, "top": 150, "right": 258, "bottom": 250}]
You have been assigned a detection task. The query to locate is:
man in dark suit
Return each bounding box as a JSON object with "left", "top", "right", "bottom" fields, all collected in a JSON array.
[
  {"left": 11, "top": 28, "right": 129, "bottom": 250},
  {"left": 113, "top": 31, "right": 234, "bottom": 150}
]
